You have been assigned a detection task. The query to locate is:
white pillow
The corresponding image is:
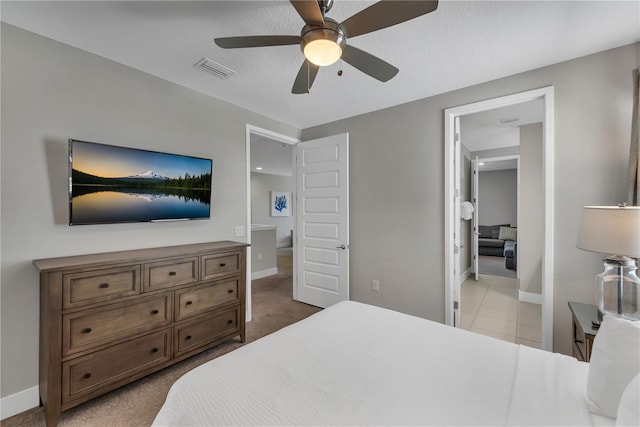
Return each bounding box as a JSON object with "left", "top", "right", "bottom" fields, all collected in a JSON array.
[
  {"left": 586, "top": 315, "right": 640, "bottom": 419},
  {"left": 498, "top": 226, "right": 517, "bottom": 241},
  {"left": 616, "top": 373, "right": 640, "bottom": 427}
]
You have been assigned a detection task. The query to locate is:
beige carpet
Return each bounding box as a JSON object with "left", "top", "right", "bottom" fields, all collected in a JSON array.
[{"left": 4, "top": 247, "right": 320, "bottom": 427}]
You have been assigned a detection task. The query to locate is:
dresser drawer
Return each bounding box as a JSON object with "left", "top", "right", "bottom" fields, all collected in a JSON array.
[
  {"left": 174, "top": 307, "right": 239, "bottom": 357},
  {"left": 63, "top": 293, "right": 172, "bottom": 356},
  {"left": 175, "top": 279, "right": 239, "bottom": 322},
  {"left": 144, "top": 257, "right": 199, "bottom": 292},
  {"left": 62, "top": 329, "right": 171, "bottom": 403},
  {"left": 63, "top": 265, "right": 141, "bottom": 309},
  {"left": 201, "top": 252, "right": 241, "bottom": 281}
]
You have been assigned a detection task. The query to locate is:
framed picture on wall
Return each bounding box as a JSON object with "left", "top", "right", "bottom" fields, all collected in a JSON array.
[{"left": 271, "top": 191, "right": 291, "bottom": 217}]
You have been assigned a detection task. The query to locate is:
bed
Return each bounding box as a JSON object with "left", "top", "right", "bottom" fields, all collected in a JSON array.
[{"left": 153, "top": 301, "right": 638, "bottom": 426}]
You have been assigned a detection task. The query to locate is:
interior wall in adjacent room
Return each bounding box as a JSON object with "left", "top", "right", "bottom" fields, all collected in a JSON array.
[
  {"left": 477, "top": 169, "right": 518, "bottom": 227},
  {"left": 250, "top": 172, "right": 294, "bottom": 247},
  {"left": 519, "top": 123, "right": 543, "bottom": 295}
]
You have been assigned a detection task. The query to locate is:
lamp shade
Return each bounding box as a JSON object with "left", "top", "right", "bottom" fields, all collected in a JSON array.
[{"left": 577, "top": 206, "right": 640, "bottom": 257}]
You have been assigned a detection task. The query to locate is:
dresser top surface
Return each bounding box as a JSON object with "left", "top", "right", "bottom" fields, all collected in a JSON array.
[
  {"left": 33, "top": 241, "right": 249, "bottom": 272},
  {"left": 568, "top": 301, "right": 599, "bottom": 336}
]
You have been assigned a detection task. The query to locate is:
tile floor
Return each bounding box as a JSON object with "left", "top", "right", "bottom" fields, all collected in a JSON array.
[{"left": 460, "top": 274, "right": 542, "bottom": 349}]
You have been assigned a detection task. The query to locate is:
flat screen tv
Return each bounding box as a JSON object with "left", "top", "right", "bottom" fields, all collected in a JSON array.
[{"left": 69, "top": 139, "right": 212, "bottom": 225}]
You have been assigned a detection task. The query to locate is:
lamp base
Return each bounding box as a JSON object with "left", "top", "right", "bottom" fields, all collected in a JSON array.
[{"left": 596, "top": 256, "right": 640, "bottom": 321}]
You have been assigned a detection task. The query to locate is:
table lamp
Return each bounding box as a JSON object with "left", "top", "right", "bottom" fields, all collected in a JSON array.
[{"left": 576, "top": 205, "right": 640, "bottom": 321}]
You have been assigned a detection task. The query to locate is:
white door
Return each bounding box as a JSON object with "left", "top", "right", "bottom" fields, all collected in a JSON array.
[
  {"left": 295, "top": 133, "right": 349, "bottom": 308},
  {"left": 453, "top": 117, "right": 461, "bottom": 326},
  {"left": 472, "top": 156, "right": 480, "bottom": 281}
]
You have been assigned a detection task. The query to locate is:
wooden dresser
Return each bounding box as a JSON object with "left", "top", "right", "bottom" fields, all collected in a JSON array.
[{"left": 34, "top": 241, "right": 248, "bottom": 427}]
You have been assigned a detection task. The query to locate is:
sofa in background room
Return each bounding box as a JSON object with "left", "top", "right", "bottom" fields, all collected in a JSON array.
[{"left": 478, "top": 224, "right": 518, "bottom": 270}]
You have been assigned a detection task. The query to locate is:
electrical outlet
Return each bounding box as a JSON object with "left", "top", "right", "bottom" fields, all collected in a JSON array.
[
  {"left": 234, "top": 226, "right": 245, "bottom": 237},
  {"left": 372, "top": 280, "right": 380, "bottom": 292},
  {"left": 258, "top": 253, "right": 262, "bottom": 260}
]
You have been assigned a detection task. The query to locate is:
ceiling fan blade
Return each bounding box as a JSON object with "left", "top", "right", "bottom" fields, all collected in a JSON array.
[
  {"left": 290, "top": 0, "right": 324, "bottom": 27},
  {"left": 215, "top": 35, "right": 301, "bottom": 49},
  {"left": 292, "top": 60, "right": 320, "bottom": 94},
  {"left": 341, "top": 45, "right": 398, "bottom": 82},
  {"left": 340, "top": 0, "right": 439, "bottom": 38}
]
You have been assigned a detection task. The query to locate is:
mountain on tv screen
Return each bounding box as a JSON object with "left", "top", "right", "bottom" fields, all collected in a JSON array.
[{"left": 68, "top": 139, "right": 212, "bottom": 225}]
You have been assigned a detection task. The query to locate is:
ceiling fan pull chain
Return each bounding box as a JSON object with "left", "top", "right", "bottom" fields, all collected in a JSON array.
[{"left": 307, "top": 62, "right": 311, "bottom": 93}]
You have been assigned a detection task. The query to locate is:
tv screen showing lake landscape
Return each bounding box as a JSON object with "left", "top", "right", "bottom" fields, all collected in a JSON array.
[{"left": 69, "top": 139, "right": 212, "bottom": 225}]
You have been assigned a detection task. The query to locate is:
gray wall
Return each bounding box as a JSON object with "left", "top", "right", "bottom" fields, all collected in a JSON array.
[
  {"left": 0, "top": 24, "right": 300, "bottom": 399},
  {"left": 251, "top": 227, "right": 277, "bottom": 275},
  {"left": 520, "top": 123, "right": 543, "bottom": 295},
  {"left": 478, "top": 169, "right": 518, "bottom": 227},
  {"left": 303, "top": 42, "right": 640, "bottom": 355},
  {"left": 250, "top": 172, "right": 294, "bottom": 247}
]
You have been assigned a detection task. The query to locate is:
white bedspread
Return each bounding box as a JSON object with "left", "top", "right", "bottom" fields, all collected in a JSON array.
[{"left": 153, "top": 301, "right": 610, "bottom": 426}]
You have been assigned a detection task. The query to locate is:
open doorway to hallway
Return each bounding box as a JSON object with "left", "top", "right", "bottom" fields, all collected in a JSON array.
[
  {"left": 456, "top": 98, "right": 544, "bottom": 347},
  {"left": 245, "top": 125, "right": 298, "bottom": 321}
]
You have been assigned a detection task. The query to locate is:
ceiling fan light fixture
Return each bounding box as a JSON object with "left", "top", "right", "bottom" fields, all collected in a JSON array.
[
  {"left": 301, "top": 19, "right": 346, "bottom": 67},
  {"left": 304, "top": 39, "right": 342, "bottom": 66}
]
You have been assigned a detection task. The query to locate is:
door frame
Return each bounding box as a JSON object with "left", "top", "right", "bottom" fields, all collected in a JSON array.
[
  {"left": 245, "top": 124, "right": 300, "bottom": 322},
  {"left": 444, "top": 86, "right": 555, "bottom": 351}
]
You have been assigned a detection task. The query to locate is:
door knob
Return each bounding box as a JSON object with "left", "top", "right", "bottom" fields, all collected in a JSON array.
[{"left": 336, "top": 244, "right": 347, "bottom": 250}]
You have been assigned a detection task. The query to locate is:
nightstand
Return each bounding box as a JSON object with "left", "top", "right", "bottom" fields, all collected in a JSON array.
[{"left": 568, "top": 301, "right": 599, "bottom": 362}]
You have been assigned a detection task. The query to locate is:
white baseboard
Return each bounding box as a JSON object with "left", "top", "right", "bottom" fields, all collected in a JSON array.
[
  {"left": 251, "top": 267, "right": 278, "bottom": 280},
  {"left": 457, "top": 267, "right": 472, "bottom": 286},
  {"left": 519, "top": 290, "right": 543, "bottom": 305},
  {"left": 1, "top": 386, "right": 39, "bottom": 420}
]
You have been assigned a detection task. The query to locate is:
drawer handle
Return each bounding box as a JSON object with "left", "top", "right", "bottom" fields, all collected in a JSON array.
[
  {"left": 219, "top": 263, "right": 226, "bottom": 267},
  {"left": 84, "top": 373, "right": 92, "bottom": 379},
  {"left": 99, "top": 283, "right": 109, "bottom": 289},
  {"left": 151, "top": 347, "right": 159, "bottom": 353},
  {"left": 169, "top": 271, "right": 177, "bottom": 276},
  {"left": 186, "top": 301, "right": 193, "bottom": 306},
  {"left": 227, "top": 289, "right": 234, "bottom": 294},
  {"left": 227, "top": 319, "right": 233, "bottom": 325},
  {"left": 83, "top": 328, "right": 92, "bottom": 334},
  {"left": 151, "top": 309, "right": 159, "bottom": 315},
  {"left": 186, "top": 335, "right": 192, "bottom": 340}
]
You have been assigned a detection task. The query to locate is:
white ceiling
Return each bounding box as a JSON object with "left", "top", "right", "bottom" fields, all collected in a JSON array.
[
  {"left": 2, "top": 1, "right": 639, "bottom": 129},
  {"left": 461, "top": 98, "right": 544, "bottom": 152},
  {"left": 250, "top": 134, "right": 293, "bottom": 176}
]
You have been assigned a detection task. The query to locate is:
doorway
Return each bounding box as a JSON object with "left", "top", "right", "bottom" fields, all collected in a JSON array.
[
  {"left": 473, "top": 155, "right": 520, "bottom": 279},
  {"left": 444, "top": 87, "right": 555, "bottom": 351},
  {"left": 245, "top": 125, "right": 299, "bottom": 322},
  {"left": 245, "top": 127, "right": 351, "bottom": 315}
]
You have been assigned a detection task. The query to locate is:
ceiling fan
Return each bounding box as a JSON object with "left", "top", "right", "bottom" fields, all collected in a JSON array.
[{"left": 214, "top": 0, "right": 439, "bottom": 94}]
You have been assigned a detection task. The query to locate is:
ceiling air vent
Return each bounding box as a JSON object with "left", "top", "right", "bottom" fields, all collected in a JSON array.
[
  {"left": 499, "top": 116, "right": 520, "bottom": 124},
  {"left": 195, "top": 58, "right": 236, "bottom": 79}
]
